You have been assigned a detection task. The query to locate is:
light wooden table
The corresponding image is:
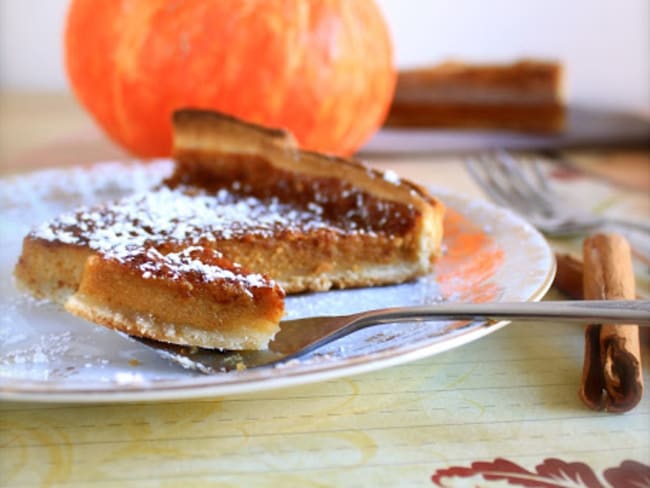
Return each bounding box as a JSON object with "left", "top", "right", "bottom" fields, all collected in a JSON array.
[{"left": 1, "top": 92, "right": 648, "bottom": 487}]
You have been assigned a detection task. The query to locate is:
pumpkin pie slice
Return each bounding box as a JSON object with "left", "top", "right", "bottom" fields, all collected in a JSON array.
[
  {"left": 65, "top": 246, "right": 285, "bottom": 350},
  {"left": 167, "top": 109, "right": 444, "bottom": 292},
  {"left": 14, "top": 109, "right": 444, "bottom": 350}
]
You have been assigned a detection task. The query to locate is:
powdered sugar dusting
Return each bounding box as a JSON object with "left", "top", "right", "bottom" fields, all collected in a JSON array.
[
  {"left": 0, "top": 331, "right": 71, "bottom": 367},
  {"left": 29, "top": 183, "right": 360, "bottom": 286},
  {"left": 0, "top": 160, "right": 173, "bottom": 210},
  {"left": 383, "top": 169, "right": 401, "bottom": 185},
  {"left": 138, "top": 246, "right": 273, "bottom": 292},
  {"left": 33, "top": 183, "right": 369, "bottom": 250}
]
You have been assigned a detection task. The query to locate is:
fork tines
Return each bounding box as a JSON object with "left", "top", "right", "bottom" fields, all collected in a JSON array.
[{"left": 465, "top": 151, "right": 557, "bottom": 219}]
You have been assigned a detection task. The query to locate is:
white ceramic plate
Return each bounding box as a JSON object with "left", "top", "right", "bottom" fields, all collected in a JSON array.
[{"left": 0, "top": 161, "right": 554, "bottom": 403}]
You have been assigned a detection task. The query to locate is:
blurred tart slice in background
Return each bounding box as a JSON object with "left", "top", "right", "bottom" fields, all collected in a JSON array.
[{"left": 387, "top": 59, "right": 566, "bottom": 133}]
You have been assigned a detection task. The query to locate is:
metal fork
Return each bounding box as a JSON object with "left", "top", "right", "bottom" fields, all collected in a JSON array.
[
  {"left": 132, "top": 300, "right": 650, "bottom": 373},
  {"left": 465, "top": 151, "right": 650, "bottom": 236}
]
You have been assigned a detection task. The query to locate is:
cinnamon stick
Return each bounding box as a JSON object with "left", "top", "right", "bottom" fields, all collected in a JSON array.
[
  {"left": 553, "top": 252, "right": 583, "bottom": 299},
  {"left": 579, "top": 233, "right": 643, "bottom": 412}
]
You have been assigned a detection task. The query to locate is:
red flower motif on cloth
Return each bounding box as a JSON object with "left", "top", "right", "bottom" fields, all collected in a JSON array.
[{"left": 431, "top": 458, "right": 649, "bottom": 488}]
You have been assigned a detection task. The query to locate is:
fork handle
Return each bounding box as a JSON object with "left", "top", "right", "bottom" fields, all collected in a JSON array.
[
  {"left": 282, "top": 300, "right": 650, "bottom": 361},
  {"left": 352, "top": 300, "right": 650, "bottom": 328},
  {"left": 604, "top": 217, "right": 650, "bottom": 235}
]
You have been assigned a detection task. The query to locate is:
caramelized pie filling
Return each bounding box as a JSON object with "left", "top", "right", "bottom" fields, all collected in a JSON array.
[
  {"left": 71, "top": 246, "right": 285, "bottom": 339},
  {"left": 169, "top": 152, "right": 420, "bottom": 237},
  {"left": 110, "top": 245, "right": 283, "bottom": 304}
]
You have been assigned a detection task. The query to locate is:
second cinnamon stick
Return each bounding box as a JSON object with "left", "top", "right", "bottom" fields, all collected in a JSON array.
[{"left": 554, "top": 252, "right": 583, "bottom": 299}]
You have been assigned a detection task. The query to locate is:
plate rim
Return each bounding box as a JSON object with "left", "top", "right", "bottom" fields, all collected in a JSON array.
[{"left": 0, "top": 175, "right": 556, "bottom": 403}]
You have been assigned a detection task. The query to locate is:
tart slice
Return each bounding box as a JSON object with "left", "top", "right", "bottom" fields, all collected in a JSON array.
[
  {"left": 387, "top": 60, "right": 566, "bottom": 133},
  {"left": 14, "top": 109, "right": 444, "bottom": 350},
  {"left": 168, "top": 109, "right": 445, "bottom": 292},
  {"left": 65, "top": 246, "right": 284, "bottom": 350}
]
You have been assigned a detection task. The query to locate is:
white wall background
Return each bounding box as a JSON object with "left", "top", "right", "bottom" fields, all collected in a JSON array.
[{"left": 1, "top": 0, "right": 648, "bottom": 111}]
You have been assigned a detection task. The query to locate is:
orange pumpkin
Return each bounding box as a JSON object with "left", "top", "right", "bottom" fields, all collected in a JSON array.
[{"left": 64, "top": 0, "right": 395, "bottom": 157}]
